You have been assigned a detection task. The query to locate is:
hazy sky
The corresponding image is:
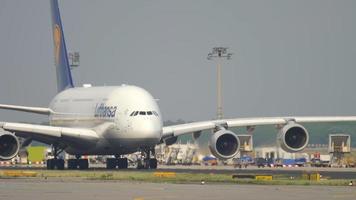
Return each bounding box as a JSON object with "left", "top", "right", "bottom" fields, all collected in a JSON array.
[{"left": 0, "top": 0, "right": 356, "bottom": 123}]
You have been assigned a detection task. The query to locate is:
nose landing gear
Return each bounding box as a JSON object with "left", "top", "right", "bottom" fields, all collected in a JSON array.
[
  {"left": 137, "top": 148, "right": 157, "bottom": 169},
  {"left": 106, "top": 148, "right": 157, "bottom": 170}
]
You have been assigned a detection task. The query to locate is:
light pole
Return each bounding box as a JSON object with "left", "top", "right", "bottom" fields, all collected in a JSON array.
[{"left": 207, "top": 47, "right": 232, "bottom": 120}]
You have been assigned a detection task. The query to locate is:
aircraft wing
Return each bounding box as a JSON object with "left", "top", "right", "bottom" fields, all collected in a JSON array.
[
  {"left": 0, "top": 122, "right": 99, "bottom": 145},
  {"left": 162, "top": 116, "right": 356, "bottom": 138},
  {"left": 0, "top": 104, "right": 53, "bottom": 115}
]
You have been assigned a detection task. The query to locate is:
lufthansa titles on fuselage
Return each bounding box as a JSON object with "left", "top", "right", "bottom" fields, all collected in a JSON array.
[{"left": 94, "top": 103, "right": 117, "bottom": 118}]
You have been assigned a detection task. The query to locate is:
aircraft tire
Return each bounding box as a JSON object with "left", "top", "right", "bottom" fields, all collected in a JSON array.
[
  {"left": 67, "top": 159, "right": 78, "bottom": 169},
  {"left": 56, "top": 159, "right": 65, "bottom": 170},
  {"left": 106, "top": 158, "right": 117, "bottom": 169},
  {"left": 149, "top": 158, "right": 157, "bottom": 169},
  {"left": 78, "top": 159, "right": 89, "bottom": 170},
  {"left": 46, "top": 159, "right": 55, "bottom": 170},
  {"left": 118, "top": 158, "right": 128, "bottom": 169}
]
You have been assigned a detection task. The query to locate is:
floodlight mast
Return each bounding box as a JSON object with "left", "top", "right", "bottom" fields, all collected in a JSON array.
[{"left": 207, "top": 47, "right": 232, "bottom": 120}]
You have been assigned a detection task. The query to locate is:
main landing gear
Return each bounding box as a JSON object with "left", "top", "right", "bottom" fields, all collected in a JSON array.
[
  {"left": 67, "top": 155, "right": 89, "bottom": 170},
  {"left": 106, "top": 155, "right": 128, "bottom": 169},
  {"left": 46, "top": 145, "right": 89, "bottom": 170},
  {"left": 46, "top": 145, "right": 65, "bottom": 170},
  {"left": 136, "top": 148, "right": 157, "bottom": 169}
]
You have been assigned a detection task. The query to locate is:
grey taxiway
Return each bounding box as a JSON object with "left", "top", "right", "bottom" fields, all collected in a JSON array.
[{"left": 0, "top": 178, "right": 355, "bottom": 200}]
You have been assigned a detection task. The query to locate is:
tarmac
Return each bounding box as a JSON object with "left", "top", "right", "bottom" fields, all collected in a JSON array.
[{"left": 0, "top": 178, "right": 355, "bottom": 200}]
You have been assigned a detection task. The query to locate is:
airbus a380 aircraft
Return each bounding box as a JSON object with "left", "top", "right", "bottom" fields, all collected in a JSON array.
[{"left": 1, "top": 0, "right": 356, "bottom": 170}]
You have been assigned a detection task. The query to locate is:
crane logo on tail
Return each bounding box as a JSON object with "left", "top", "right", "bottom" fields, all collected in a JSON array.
[{"left": 53, "top": 24, "right": 61, "bottom": 65}]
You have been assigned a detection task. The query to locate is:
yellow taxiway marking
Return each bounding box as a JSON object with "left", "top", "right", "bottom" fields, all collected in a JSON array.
[
  {"left": 153, "top": 172, "right": 176, "bottom": 178},
  {"left": 1, "top": 170, "right": 37, "bottom": 177}
]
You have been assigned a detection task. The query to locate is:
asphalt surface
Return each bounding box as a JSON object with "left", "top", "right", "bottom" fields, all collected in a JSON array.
[{"left": 0, "top": 178, "right": 355, "bottom": 200}]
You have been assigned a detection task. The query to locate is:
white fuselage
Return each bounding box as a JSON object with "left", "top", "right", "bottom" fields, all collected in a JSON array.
[{"left": 48, "top": 85, "right": 163, "bottom": 155}]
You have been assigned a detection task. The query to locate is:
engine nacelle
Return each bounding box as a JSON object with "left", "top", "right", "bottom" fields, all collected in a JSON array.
[
  {"left": 277, "top": 122, "right": 309, "bottom": 153},
  {"left": 209, "top": 129, "right": 240, "bottom": 160},
  {"left": 164, "top": 136, "right": 178, "bottom": 146},
  {"left": 0, "top": 130, "right": 20, "bottom": 160}
]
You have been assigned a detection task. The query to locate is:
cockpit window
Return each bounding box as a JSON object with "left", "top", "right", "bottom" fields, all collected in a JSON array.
[
  {"left": 152, "top": 111, "right": 159, "bottom": 116},
  {"left": 130, "top": 111, "right": 158, "bottom": 117}
]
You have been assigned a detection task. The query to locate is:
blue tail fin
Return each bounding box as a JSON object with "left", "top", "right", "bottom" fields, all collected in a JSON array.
[{"left": 50, "top": 0, "right": 74, "bottom": 92}]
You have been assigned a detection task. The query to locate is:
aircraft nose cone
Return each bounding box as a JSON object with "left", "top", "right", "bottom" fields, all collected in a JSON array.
[{"left": 135, "top": 120, "right": 162, "bottom": 139}]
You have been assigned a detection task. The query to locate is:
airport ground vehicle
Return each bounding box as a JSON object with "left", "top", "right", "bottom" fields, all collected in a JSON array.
[
  {"left": 255, "top": 157, "right": 268, "bottom": 168},
  {"left": 202, "top": 156, "right": 218, "bottom": 166},
  {"left": 295, "top": 158, "right": 307, "bottom": 167},
  {"left": 311, "top": 155, "right": 331, "bottom": 167},
  {"left": 233, "top": 155, "right": 254, "bottom": 168}
]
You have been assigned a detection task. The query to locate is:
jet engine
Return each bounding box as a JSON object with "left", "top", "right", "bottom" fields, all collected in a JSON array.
[
  {"left": 0, "top": 130, "right": 20, "bottom": 160},
  {"left": 277, "top": 122, "right": 309, "bottom": 153},
  {"left": 209, "top": 128, "right": 240, "bottom": 160}
]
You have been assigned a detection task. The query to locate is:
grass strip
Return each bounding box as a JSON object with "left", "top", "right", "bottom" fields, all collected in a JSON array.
[{"left": 0, "top": 170, "right": 354, "bottom": 186}]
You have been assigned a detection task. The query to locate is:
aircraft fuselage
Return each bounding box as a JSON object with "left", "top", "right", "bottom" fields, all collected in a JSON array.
[{"left": 48, "top": 85, "right": 163, "bottom": 155}]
